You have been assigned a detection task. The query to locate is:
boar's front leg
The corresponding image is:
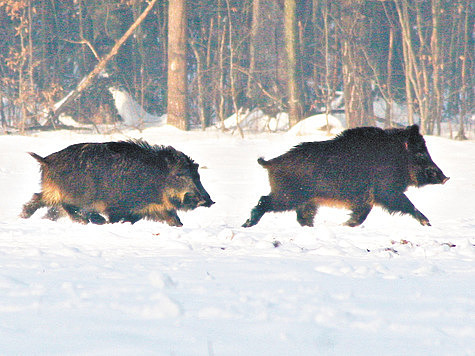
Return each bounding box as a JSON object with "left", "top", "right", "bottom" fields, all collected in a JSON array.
[
  {"left": 161, "top": 210, "right": 183, "bottom": 227},
  {"left": 296, "top": 200, "right": 318, "bottom": 227},
  {"left": 242, "top": 195, "right": 273, "bottom": 227},
  {"left": 375, "top": 193, "right": 431, "bottom": 226},
  {"left": 146, "top": 209, "right": 183, "bottom": 227},
  {"left": 345, "top": 203, "right": 373, "bottom": 227}
]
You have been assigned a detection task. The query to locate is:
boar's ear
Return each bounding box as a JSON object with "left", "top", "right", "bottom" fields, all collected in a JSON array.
[
  {"left": 406, "top": 124, "right": 420, "bottom": 136},
  {"left": 409, "top": 124, "right": 419, "bottom": 131},
  {"left": 406, "top": 124, "right": 422, "bottom": 144}
]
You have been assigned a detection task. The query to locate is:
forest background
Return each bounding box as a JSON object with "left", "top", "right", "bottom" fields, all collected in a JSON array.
[{"left": 0, "top": 0, "right": 473, "bottom": 138}]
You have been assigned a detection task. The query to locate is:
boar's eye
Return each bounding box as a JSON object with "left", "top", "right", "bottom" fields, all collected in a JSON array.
[
  {"left": 414, "top": 152, "right": 429, "bottom": 163},
  {"left": 426, "top": 168, "right": 438, "bottom": 178},
  {"left": 176, "top": 170, "right": 190, "bottom": 178}
]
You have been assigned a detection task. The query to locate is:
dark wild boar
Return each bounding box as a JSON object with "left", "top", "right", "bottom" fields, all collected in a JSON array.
[
  {"left": 21, "top": 140, "right": 214, "bottom": 226},
  {"left": 243, "top": 125, "right": 449, "bottom": 228}
]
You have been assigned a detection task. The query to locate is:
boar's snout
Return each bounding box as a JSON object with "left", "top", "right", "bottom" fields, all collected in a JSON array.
[
  {"left": 183, "top": 192, "right": 214, "bottom": 209},
  {"left": 425, "top": 165, "right": 449, "bottom": 185},
  {"left": 197, "top": 190, "right": 215, "bottom": 207},
  {"left": 199, "top": 196, "right": 215, "bottom": 207}
]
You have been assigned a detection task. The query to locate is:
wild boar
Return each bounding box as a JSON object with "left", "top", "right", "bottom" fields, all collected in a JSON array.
[
  {"left": 242, "top": 125, "right": 449, "bottom": 228},
  {"left": 21, "top": 140, "right": 214, "bottom": 226}
]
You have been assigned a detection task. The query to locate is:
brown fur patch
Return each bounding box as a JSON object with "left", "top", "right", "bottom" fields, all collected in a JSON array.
[
  {"left": 163, "top": 187, "right": 187, "bottom": 209},
  {"left": 135, "top": 203, "right": 166, "bottom": 216},
  {"left": 408, "top": 166, "right": 419, "bottom": 186},
  {"left": 91, "top": 200, "right": 107, "bottom": 213},
  {"left": 312, "top": 188, "right": 375, "bottom": 210},
  {"left": 42, "top": 180, "right": 65, "bottom": 205},
  {"left": 312, "top": 197, "right": 351, "bottom": 209}
]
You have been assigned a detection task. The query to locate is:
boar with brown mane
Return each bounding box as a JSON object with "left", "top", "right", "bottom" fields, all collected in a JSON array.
[
  {"left": 243, "top": 125, "right": 449, "bottom": 228},
  {"left": 21, "top": 140, "right": 214, "bottom": 226}
]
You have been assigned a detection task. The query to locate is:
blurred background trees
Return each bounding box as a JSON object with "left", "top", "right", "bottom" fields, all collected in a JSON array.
[{"left": 0, "top": 0, "right": 473, "bottom": 136}]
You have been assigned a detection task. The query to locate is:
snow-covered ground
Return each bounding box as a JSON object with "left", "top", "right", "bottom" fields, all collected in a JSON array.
[{"left": 0, "top": 122, "right": 474, "bottom": 355}]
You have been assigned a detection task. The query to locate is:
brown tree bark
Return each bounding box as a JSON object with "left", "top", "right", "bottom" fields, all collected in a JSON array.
[
  {"left": 284, "top": 0, "right": 302, "bottom": 127},
  {"left": 431, "top": 0, "right": 442, "bottom": 135},
  {"left": 340, "top": 0, "right": 374, "bottom": 128},
  {"left": 167, "top": 0, "right": 188, "bottom": 130}
]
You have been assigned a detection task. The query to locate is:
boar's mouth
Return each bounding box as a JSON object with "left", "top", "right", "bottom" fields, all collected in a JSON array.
[
  {"left": 442, "top": 176, "right": 450, "bottom": 184},
  {"left": 182, "top": 193, "right": 215, "bottom": 209},
  {"left": 197, "top": 198, "right": 215, "bottom": 207}
]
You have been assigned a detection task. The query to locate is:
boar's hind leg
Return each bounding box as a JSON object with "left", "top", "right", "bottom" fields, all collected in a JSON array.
[
  {"left": 43, "top": 206, "right": 64, "bottom": 221},
  {"left": 106, "top": 208, "right": 141, "bottom": 224},
  {"left": 296, "top": 201, "right": 318, "bottom": 227},
  {"left": 345, "top": 204, "right": 372, "bottom": 227},
  {"left": 62, "top": 204, "right": 89, "bottom": 224},
  {"left": 87, "top": 211, "right": 107, "bottom": 225},
  {"left": 21, "top": 193, "right": 45, "bottom": 219},
  {"left": 376, "top": 193, "right": 430, "bottom": 226},
  {"left": 242, "top": 195, "right": 273, "bottom": 227}
]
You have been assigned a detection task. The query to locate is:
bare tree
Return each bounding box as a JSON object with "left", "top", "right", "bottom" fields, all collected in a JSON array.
[
  {"left": 456, "top": 1, "right": 470, "bottom": 140},
  {"left": 167, "top": 0, "right": 188, "bottom": 130},
  {"left": 339, "top": 0, "right": 374, "bottom": 128},
  {"left": 284, "top": 0, "right": 302, "bottom": 126}
]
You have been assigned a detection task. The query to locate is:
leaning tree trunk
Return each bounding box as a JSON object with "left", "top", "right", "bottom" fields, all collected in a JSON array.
[
  {"left": 49, "top": 0, "right": 159, "bottom": 124},
  {"left": 167, "top": 0, "right": 188, "bottom": 130}
]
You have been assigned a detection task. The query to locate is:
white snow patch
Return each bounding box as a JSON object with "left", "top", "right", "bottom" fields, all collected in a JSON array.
[
  {"left": 0, "top": 126, "right": 474, "bottom": 355},
  {"left": 217, "top": 108, "right": 289, "bottom": 132},
  {"left": 109, "top": 87, "right": 166, "bottom": 127},
  {"left": 287, "top": 113, "right": 344, "bottom": 136}
]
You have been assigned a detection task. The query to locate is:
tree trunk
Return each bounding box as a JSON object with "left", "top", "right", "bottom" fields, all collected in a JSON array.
[
  {"left": 431, "top": 0, "right": 442, "bottom": 135},
  {"left": 456, "top": 3, "right": 469, "bottom": 140},
  {"left": 167, "top": 0, "right": 188, "bottom": 130},
  {"left": 340, "top": 0, "right": 374, "bottom": 128},
  {"left": 247, "top": 0, "right": 260, "bottom": 98},
  {"left": 190, "top": 40, "right": 206, "bottom": 130},
  {"left": 385, "top": 24, "right": 395, "bottom": 128},
  {"left": 284, "top": 0, "right": 301, "bottom": 127}
]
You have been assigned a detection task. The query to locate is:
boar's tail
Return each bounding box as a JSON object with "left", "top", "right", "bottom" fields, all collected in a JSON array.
[
  {"left": 28, "top": 152, "right": 46, "bottom": 165},
  {"left": 257, "top": 157, "right": 270, "bottom": 167}
]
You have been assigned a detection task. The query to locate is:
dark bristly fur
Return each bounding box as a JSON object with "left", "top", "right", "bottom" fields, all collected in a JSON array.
[
  {"left": 21, "top": 139, "right": 214, "bottom": 226},
  {"left": 243, "top": 125, "right": 449, "bottom": 228}
]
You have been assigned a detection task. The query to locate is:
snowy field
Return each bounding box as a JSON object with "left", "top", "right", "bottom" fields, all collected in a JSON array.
[{"left": 0, "top": 123, "right": 474, "bottom": 355}]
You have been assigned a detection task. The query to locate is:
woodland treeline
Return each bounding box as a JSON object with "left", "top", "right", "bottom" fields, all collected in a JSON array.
[{"left": 0, "top": 0, "right": 473, "bottom": 137}]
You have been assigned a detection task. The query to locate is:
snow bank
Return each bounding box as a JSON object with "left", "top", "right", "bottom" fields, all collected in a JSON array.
[
  {"left": 0, "top": 127, "right": 473, "bottom": 355},
  {"left": 109, "top": 87, "right": 166, "bottom": 127},
  {"left": 287, "top": 113, "right": 344, "bottom": 136},
  {"left": 217, "top": 108, "right": 290, "bottom": 132}
]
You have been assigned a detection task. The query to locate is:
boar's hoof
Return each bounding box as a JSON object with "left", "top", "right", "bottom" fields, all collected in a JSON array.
[
  {"left": 242, "top": 219, "right": 255, "bottom": 228},
  {"left": 420, "top": 219, "right": 431, "bottom": 227},
  {"left": 414, "top": 209, "right": 431, "bottom": 226},
  {"left": 344, "top": 220, "right": 363, "bottom": 227},
  {"left": 88, "top": 212, "right": 107, "bottom": 225},
  {"left": 164, "top": 211, "right": 183, "bottom": 227},
  {"left": 167, "top": 219, "right": 183, "bottom": 227},
  {"left": 43, "top": 207, "right": 63, "bottom": 221}
]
